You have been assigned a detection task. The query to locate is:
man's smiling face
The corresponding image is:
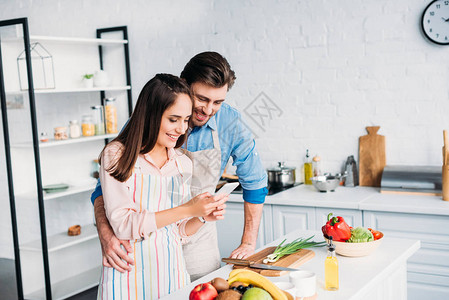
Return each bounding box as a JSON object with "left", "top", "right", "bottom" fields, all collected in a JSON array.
[{"left": 190, "top": 82, "right": 228, "bottom": 127}]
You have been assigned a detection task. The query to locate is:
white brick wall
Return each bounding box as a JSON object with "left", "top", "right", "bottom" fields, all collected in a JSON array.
[{"left": 1, "top": 0, "right": 448, "bottom": 257}]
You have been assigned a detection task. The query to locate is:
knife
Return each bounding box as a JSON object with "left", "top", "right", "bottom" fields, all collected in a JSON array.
[{"left": 222, "top": 258, "right": 299, "bottom": 272}]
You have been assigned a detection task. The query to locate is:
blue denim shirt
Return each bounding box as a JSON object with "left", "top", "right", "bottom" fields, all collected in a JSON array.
[{"left": 91, "top": 103, "right": 268, "bottom": 204}]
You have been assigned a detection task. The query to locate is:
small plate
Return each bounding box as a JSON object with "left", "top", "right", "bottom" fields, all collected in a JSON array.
[{"left": 43, "top": 183, "right": 69, "bottom": 193}]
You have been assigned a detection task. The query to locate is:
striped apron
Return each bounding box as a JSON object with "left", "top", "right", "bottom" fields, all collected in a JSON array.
[{"left": 97, "top": 159, "right": 191, "bottom": 299}]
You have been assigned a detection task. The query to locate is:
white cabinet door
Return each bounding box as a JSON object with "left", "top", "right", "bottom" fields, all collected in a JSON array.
[
  {"left": 364, "top": 211, "right": 449, "bottom": 300},
  {"left": 216, "top": 202, "right": 271, "bottom": 259},
  {"left": 315, "top": 208, "right": 363, "bottom": 231},
  {"left": 272, "top": 205, "right": 315, "bottom": 240}
]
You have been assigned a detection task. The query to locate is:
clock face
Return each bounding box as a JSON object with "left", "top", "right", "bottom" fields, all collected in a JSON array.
[{"left": 422, "top": 0, "right": 449, "bottom": 45}]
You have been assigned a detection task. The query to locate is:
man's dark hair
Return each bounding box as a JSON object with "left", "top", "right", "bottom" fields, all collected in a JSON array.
[{"left": 181, "top": 51, "right": 236, "bottom": 90}]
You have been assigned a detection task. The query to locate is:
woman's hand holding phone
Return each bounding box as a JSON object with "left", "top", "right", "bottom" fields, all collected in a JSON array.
[
  {"left": 204, "top": 193, "right": 227, "bottom": 222},
  {"left": 185, "top": 192, "right": 228, "bottom": 219},
  {"left": 199, "top": 182, "right": 238, "bottom": 221}
]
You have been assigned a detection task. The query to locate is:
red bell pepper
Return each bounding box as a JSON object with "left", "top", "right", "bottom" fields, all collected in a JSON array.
[{"left": 321, "top": 213, "right": 351, "bottom": 242}]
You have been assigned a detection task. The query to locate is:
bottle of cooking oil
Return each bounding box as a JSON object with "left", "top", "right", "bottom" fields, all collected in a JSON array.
[
  {"left": 304, "top": 149, "right": 313, "bottom": 185},
  {"left": 325, "top": 236, "right": 339, "bottom": 291}
]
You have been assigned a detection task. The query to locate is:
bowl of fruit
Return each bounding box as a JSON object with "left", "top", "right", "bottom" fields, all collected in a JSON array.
[{"left": 322, "top": 213, "right": 384, "bottom": 257}]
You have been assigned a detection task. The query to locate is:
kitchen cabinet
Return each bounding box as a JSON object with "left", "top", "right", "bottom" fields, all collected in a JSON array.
[
  {"left": 315, "top": 207, "right": 362, "bottom": 228},
  {"left": 216, "top": 202, "right": 272, "bottom": 259},
  {"left": 271, "top": 205, "right": 361, "bottom": 240},
  {"left": 0, "top": 18, "right": 132, "bottom": 300},
  {"left": 272, "top": 205, "right": 315, "bottom": 239},
  {"left": 364, "top": 211, "right": 449, "bottom": 300}
]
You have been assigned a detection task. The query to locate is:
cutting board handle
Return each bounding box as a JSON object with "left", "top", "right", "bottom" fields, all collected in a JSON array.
[{"left": 366, "top": 126, "right": 380, "bottom": 135}]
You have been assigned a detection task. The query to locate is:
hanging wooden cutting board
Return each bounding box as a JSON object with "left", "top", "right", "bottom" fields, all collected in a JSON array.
[
  {"left": 231, "top": 247, "right": 315, "bottom": 277},
  {"left": 359, "top": 126, "right": 386, "bottom": 187}
]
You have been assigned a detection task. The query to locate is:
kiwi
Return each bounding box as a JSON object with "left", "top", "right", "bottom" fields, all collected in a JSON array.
[
  {"left": 211, "top": 277, "right": 229, "bottom": 293},
  {"left": 216, "top": 289, "right": 242, "bottom": 300}
]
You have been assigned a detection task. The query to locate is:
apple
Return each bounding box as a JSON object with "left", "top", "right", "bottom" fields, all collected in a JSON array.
[
  {"left": 242, "top": 287, "right": 273, "bottom": 300},
  {"left": 189, "top": 282, "right": 218, "bottom": 300}
]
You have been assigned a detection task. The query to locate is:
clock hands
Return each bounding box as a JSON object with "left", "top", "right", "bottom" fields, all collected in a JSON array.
[{"left": 442, "top": 17, "right": 449, "bottom": 22}]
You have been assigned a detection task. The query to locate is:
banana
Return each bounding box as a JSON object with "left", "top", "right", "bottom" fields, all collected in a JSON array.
[
  {"left": 228, "top": 268, "right": 250, "bottom": 279},
  {"left": 227, "top": 269, "right": 287, "bottom": 300}
]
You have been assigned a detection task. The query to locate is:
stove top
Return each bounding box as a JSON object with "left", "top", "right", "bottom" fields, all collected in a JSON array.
[
  {"left": 229, "top": 182, "right": 302, "bottom": 196},
  {"left": 267, "top": 182, "right": 302, "bottom": 195}
]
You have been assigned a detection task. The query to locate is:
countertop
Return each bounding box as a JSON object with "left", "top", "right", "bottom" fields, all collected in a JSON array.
[
  {"left": 227, "top": 184, "right": 449, "bottom": 215},
  {"left": 162, "top": 229, "right": 420, "bottom": 300}
]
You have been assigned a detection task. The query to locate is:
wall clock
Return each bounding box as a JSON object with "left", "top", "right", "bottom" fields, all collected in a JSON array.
[{"left": 422, "top": 0, "right": 449, "bottom": 45}]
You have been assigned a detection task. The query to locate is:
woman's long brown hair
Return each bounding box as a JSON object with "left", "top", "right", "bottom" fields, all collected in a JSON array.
[{"left": 99, "top": 74, "right": 193, "bottom": 182}]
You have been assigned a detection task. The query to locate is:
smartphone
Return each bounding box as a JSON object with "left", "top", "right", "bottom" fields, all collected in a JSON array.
[{"left": 215, "top": 182, "right": 240, "bottom": 196}]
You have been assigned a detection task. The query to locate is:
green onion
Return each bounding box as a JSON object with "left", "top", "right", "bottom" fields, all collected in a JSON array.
[{"left": 263, "top": 235, "right": 326, "bottom": 263}]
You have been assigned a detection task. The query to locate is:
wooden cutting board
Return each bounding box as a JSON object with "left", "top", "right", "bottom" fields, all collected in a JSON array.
[
  {"left": 359, "top": 126, "right": 386, "bottom": 187},
  {"left": 231, "top": 247, "right": 315, "bottom": 277}
]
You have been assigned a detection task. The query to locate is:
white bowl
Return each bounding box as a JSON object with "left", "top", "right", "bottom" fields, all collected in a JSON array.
[{"left": 325, "top": 236, "right": 383, "bottom": 257}]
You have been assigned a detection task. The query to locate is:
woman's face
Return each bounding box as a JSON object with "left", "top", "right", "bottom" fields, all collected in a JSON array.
[{"left": 156, "top": 93, "right": 192, "bottom": 149}]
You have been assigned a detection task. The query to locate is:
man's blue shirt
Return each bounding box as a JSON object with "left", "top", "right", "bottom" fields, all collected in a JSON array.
[{"left": 91, "top": 103, "right": 268, "bottom": 204}]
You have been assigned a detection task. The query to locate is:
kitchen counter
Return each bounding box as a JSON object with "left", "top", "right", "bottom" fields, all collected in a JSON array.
[
  {"left": 219, "top": 184, "right": 449, "bottom": 299},
  {"left": 228, "top": 185, "right": 449, "bottom": 216},
  {"left": 162, "top": 229, "right": 420, "bottom": 300}
]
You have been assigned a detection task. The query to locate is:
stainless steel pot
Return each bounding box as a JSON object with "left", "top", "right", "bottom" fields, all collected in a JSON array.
[{"left": 267, "top": 162, "right": 296, "bottom": 187}]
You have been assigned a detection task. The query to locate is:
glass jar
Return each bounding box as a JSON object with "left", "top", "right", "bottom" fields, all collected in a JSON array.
[
  {"left": 81, "top": 115, "right": 95, "bottom": 137},
  {"left": 54, "top": 126, "right": 68, "bottom": 140},
  {"left": 40, "top": 132, "right": 49, "bottom": 142},
  {"left": 104, "top": 98, "right": 118, "bottom": 134},
  {"left": 91, "top": 105, "right": 105, "bottom": 135},
  {"left": 312, "top": 155, "right": 321, "bottom": 177},
  {"left": 69, "top": 120, "right": 81, "bottom": 138}
]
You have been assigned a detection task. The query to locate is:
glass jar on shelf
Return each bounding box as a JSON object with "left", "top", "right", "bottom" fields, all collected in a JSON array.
[
  {"left": 69, "top": 120, "right": 81, "bottom": 138},
  {"left": 91, "top": 105, "right": 105, "bottom": 135},
  {"left": 40, "top": 132, "right": 49, "bottom": 142},
  {"left": 104, "top": 98, "right": 118, "bottom": 134},
  {"left": 81, "top": 115, "right": 95, "bottom": 137},
  {"left": 54, "top": 126, "right": 68, "bottom": 140}
]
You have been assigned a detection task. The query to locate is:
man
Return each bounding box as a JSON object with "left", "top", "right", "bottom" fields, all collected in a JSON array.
[{"left": 92, "top": 52, "right": 268, "bottom": 281}]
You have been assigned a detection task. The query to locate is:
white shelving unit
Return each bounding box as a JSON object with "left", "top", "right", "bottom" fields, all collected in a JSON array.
[
  {"left": 20, "top": 223, "right": 102, "bottom": 299},
  {"left": 12, "top": 133, "right": 118, "bottom": 148},
  {"left": 0, "top": 21, "right": 133, "bottom": 300},
  {"left": 16, "top": 182, "right": 97, "bottom": 202},
  {"left": 30, "top": 35, "right": 128, "bottom": 45},
  {"left": 4, "top": 35, "right": 128, "bottom": 45},
  {"left": 21, "top": 224, "right": 99, "bottom": 252},
  {"left": 25, "top": 267, "right": 101, "bottom": 300},
  {"left": 6, "top": 85, "right": 130, "bottom": 95}
]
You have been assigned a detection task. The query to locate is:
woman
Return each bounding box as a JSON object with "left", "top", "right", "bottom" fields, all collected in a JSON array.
[{"left": 97, "top": 74, "right": 227, "bottom": 299}]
